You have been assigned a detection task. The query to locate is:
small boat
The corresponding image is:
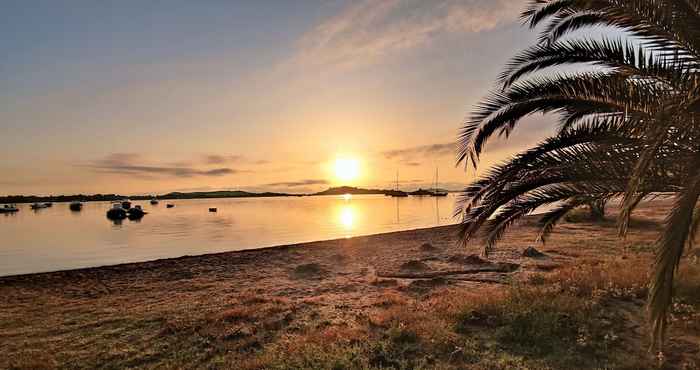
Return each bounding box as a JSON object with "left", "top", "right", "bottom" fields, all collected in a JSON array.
[
  {"left": 166, "top": 204, "right": 175, "bottom": 208},
  {"left": 121, "top": 200, "right": 132, "bottom": 210},
  {"left": 150, "top": 199, "right": 159, "bottom": 205},
  {"left": 69, "top": 202, "right": 83, "bottom": 211},
  {"left": 209, "top": 208, "right": 217, "bottom": 212},
  {"left": 106, "top": 203, "right": 128, "bottom": 220},
  {"left": 44, "top": 202, "right": 53, "bottom": 207},
  {"left": 30, "top": 203, "right": 49, "bottom": 210},
  {"left": 127, "top": 205, "right": 147, "bottom": 220},
  {"left": 0, "top": 204, "right": 19, "bottom": 213}
]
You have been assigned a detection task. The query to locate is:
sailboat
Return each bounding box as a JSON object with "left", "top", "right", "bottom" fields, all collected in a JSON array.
[
  {"left": 388, "top": 170, "right": 408, "bottom": 197},
  {"left": 432, "top": 168, "right": 448, "bottom": 197}
]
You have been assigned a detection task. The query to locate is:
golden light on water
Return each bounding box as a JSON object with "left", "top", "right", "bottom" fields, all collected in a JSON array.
[
  {"left": 339, "top": 205, "right": 355, "bottom": 230},
  {"left": 334, "top": 158, "right": 359, "bottom": 182}
]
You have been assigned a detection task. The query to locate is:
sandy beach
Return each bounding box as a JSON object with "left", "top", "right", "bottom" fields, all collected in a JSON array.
[{"left": 1, "top": 200, "right": 699, "bottom": 369}]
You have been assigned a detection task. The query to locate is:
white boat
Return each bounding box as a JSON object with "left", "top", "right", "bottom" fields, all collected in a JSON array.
[
  {"left": 0, "top": 204, "right": 19, "bottom": 213},
  {"left": 30, "top": 203, "right": 49, "bottom": 210}
]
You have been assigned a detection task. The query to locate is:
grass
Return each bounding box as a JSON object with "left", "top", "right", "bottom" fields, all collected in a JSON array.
[
  {"left": 238, "top": 257, "right": 700, "bottom": 370},
  {"left": 4, "top": 257, "right": 699, "bottom": 369}
]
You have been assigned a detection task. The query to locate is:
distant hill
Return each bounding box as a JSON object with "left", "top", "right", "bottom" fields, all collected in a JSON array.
[
  {"left": 148, "top": 191, "right": 298, "bottom": 200},
  {"left": 0, "top": 186, "right": 454, "bottom": 204},
  {"left": 0, "top": 190, "right": 299, "bottom": 204},
  {"left": 312, "top": 186, "right": 398, "bottom": 196}
]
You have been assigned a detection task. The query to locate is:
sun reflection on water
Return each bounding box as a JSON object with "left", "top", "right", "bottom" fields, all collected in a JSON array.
[{"left": 339, "top": 205, "right": 355, "bottom": 230}]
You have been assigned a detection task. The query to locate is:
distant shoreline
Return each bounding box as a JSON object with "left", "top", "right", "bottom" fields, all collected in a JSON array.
[{"left": 0, "top": 186, "right": 457, "bottom": 204}]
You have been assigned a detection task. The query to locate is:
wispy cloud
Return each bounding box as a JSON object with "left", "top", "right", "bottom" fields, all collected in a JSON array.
[
  {"left": 203, "top": 154, "right": 243, "bottom": 165},
  {"left": 383, "top": 142, "right": 455, "bottom": 160},
  {"left": 264, "top": 179, "right": 330, "bottom": 188},
  {"left": 84, "top": 153, "right": 239, "bottom": 178},
  {"left": 293, "top": 0, "right": 523, "bottom": 69},
  {"left": 203, "top": 154, "right": 269, "bottom": 166}
]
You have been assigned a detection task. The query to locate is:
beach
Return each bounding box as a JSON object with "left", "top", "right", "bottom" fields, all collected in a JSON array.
[{"left": 2, "top": 200, "right": 699, "bottom": 369}]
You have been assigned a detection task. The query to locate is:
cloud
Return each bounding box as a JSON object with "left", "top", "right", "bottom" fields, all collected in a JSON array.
[
  {"left": 203, "top": 154, "right": 243, "bottom": 165},
  {"left": 264, "top": 179, "right": 330, "bottom": 188},
  {"left": 84, "top": 153, "right": 239, "bottom": 178},
  {"left": 293, "top": 0, "right": 523, "bottom": 69},
  {"left": 383, "top": 142, "right": 456, "bottom": 160},
  {"left": 203, "top": 154, "right": 269, "bottom": 166}
]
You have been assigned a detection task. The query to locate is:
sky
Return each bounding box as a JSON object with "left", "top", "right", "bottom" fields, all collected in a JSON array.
[{"left": 0, "top": 0, "right": 557, "bottom": 195}]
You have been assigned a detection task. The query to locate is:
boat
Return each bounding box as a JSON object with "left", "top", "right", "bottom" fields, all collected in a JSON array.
[
  {"left": 389, "top": 171, "right": 408, "bottom": 197},
  {"left": 209, "top": 208, "right": 217, "bottom": 212},
  {"left": 30, "top": 203, "right": 48, "bottom": 210},
  {"left": 166, "top": 204, "right": 175, "bottom": 208},
  {"left": 127, "top": 205, "right": 147, "bottom": 220},
  {"left": 121, "top": 200, "right": 132, "bottom": 210},
  {"left": 432, "top": 168, "right": 448, "bottom": 197},
  {"left": 44, "top": 202, "right": 53, "bottom": 207},
  {"left": 150, "top": 199, "right": 159, "bottom": 205},
  {"left": 0, "top": 204, "right": 19, "bottom": 213},
  {"left": 106, "top": 203, "right": 128, "bottom": 220},
  {"left": 69, "top": 202, "right": 83, "bottom": 211}
]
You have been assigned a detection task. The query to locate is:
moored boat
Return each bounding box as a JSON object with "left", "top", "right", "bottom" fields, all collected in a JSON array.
[
  {"left": 121, "top": 200, "right": 132, "bottom": 210},
  {"left": 209, "top": 208, "right": 217, "bottom": 212},
  {"left": 127, "top": 205, "right": 147, "bottom": 220},
  {"left": 69, "top": 202, "right": 83, "bottom": 211},
  {"left": 150, "top": 199, "right": 159, "bottom": 205},
  {"left": 166, "top": 204, "right": 175, "bottom": 208},
  {"left": 30, "top": 203, "right": 48, "bottom": 210},
  {"left": 0, "top": 204, "right": 19, "bottom": 213},
  {"left": 106, "top": 203, "right": 128, "bottom": 220}
]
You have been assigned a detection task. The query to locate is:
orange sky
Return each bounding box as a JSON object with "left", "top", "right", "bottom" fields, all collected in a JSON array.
[{"left": 0, "top": 0, "right": 556, "bottom": 195}]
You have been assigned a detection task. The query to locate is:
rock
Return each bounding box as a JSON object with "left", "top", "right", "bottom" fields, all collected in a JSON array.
[
  {"left": 420, "top": 242, "right": 437, "bottom": 251},
  {"left": 522, "top": 247, "right": 546, "bottom": 258},
  {"left": 400, "top": 260, "right": 430, "bottom": 271}
]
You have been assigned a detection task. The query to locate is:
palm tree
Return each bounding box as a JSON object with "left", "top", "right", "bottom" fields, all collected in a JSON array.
[{"left": 457, "top": 0, "right": 700, "bottom": 348}]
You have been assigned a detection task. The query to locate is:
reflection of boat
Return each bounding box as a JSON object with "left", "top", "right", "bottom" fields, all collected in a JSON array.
[
  {"left": 31, "top": 203, "right": 49, "bottom": 210},
  {"left": 0, "top": 204, "right": 19, "bottom": 213},
  {"left": 106, "top": 203, "right": 128, "bottom": 220},
  {"left": 69, "top": 202, "right": 83, "bottom": 211},
  {"left": 166, "top": 204, "right": 175, "bottom": 208},
  {"left": 389, "top": 171, "right": 409, "bottom": 197},
  {"left": 150, "top": 199, "right": 159, "bottom": 205},
  {"left": 127, "top": 205, "right": 147, "bottom": 220}
]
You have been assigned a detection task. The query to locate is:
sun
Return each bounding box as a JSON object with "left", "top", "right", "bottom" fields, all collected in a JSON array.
[{"left": 334, "top": 158, "right": 359, "bottom": 182}]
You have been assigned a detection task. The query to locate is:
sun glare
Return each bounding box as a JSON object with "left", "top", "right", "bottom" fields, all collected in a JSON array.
[{"left": 334, "top": 158, "right": 359, "bottom": 182}]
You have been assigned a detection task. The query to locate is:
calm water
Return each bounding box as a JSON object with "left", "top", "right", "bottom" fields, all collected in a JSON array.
[{"left": 0, "top": 194, "right": 457, "bottom": 276}]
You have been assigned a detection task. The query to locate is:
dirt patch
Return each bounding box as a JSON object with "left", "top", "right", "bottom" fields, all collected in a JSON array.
[
  {"left": 400, "top": 260, "right": 430, "bottom": 271},
  {"left": 447, "top": 254, "right": 489, "bottom": 265},
  {"left": 292, "top": 263, "right": 328, "bottom": 279}
]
